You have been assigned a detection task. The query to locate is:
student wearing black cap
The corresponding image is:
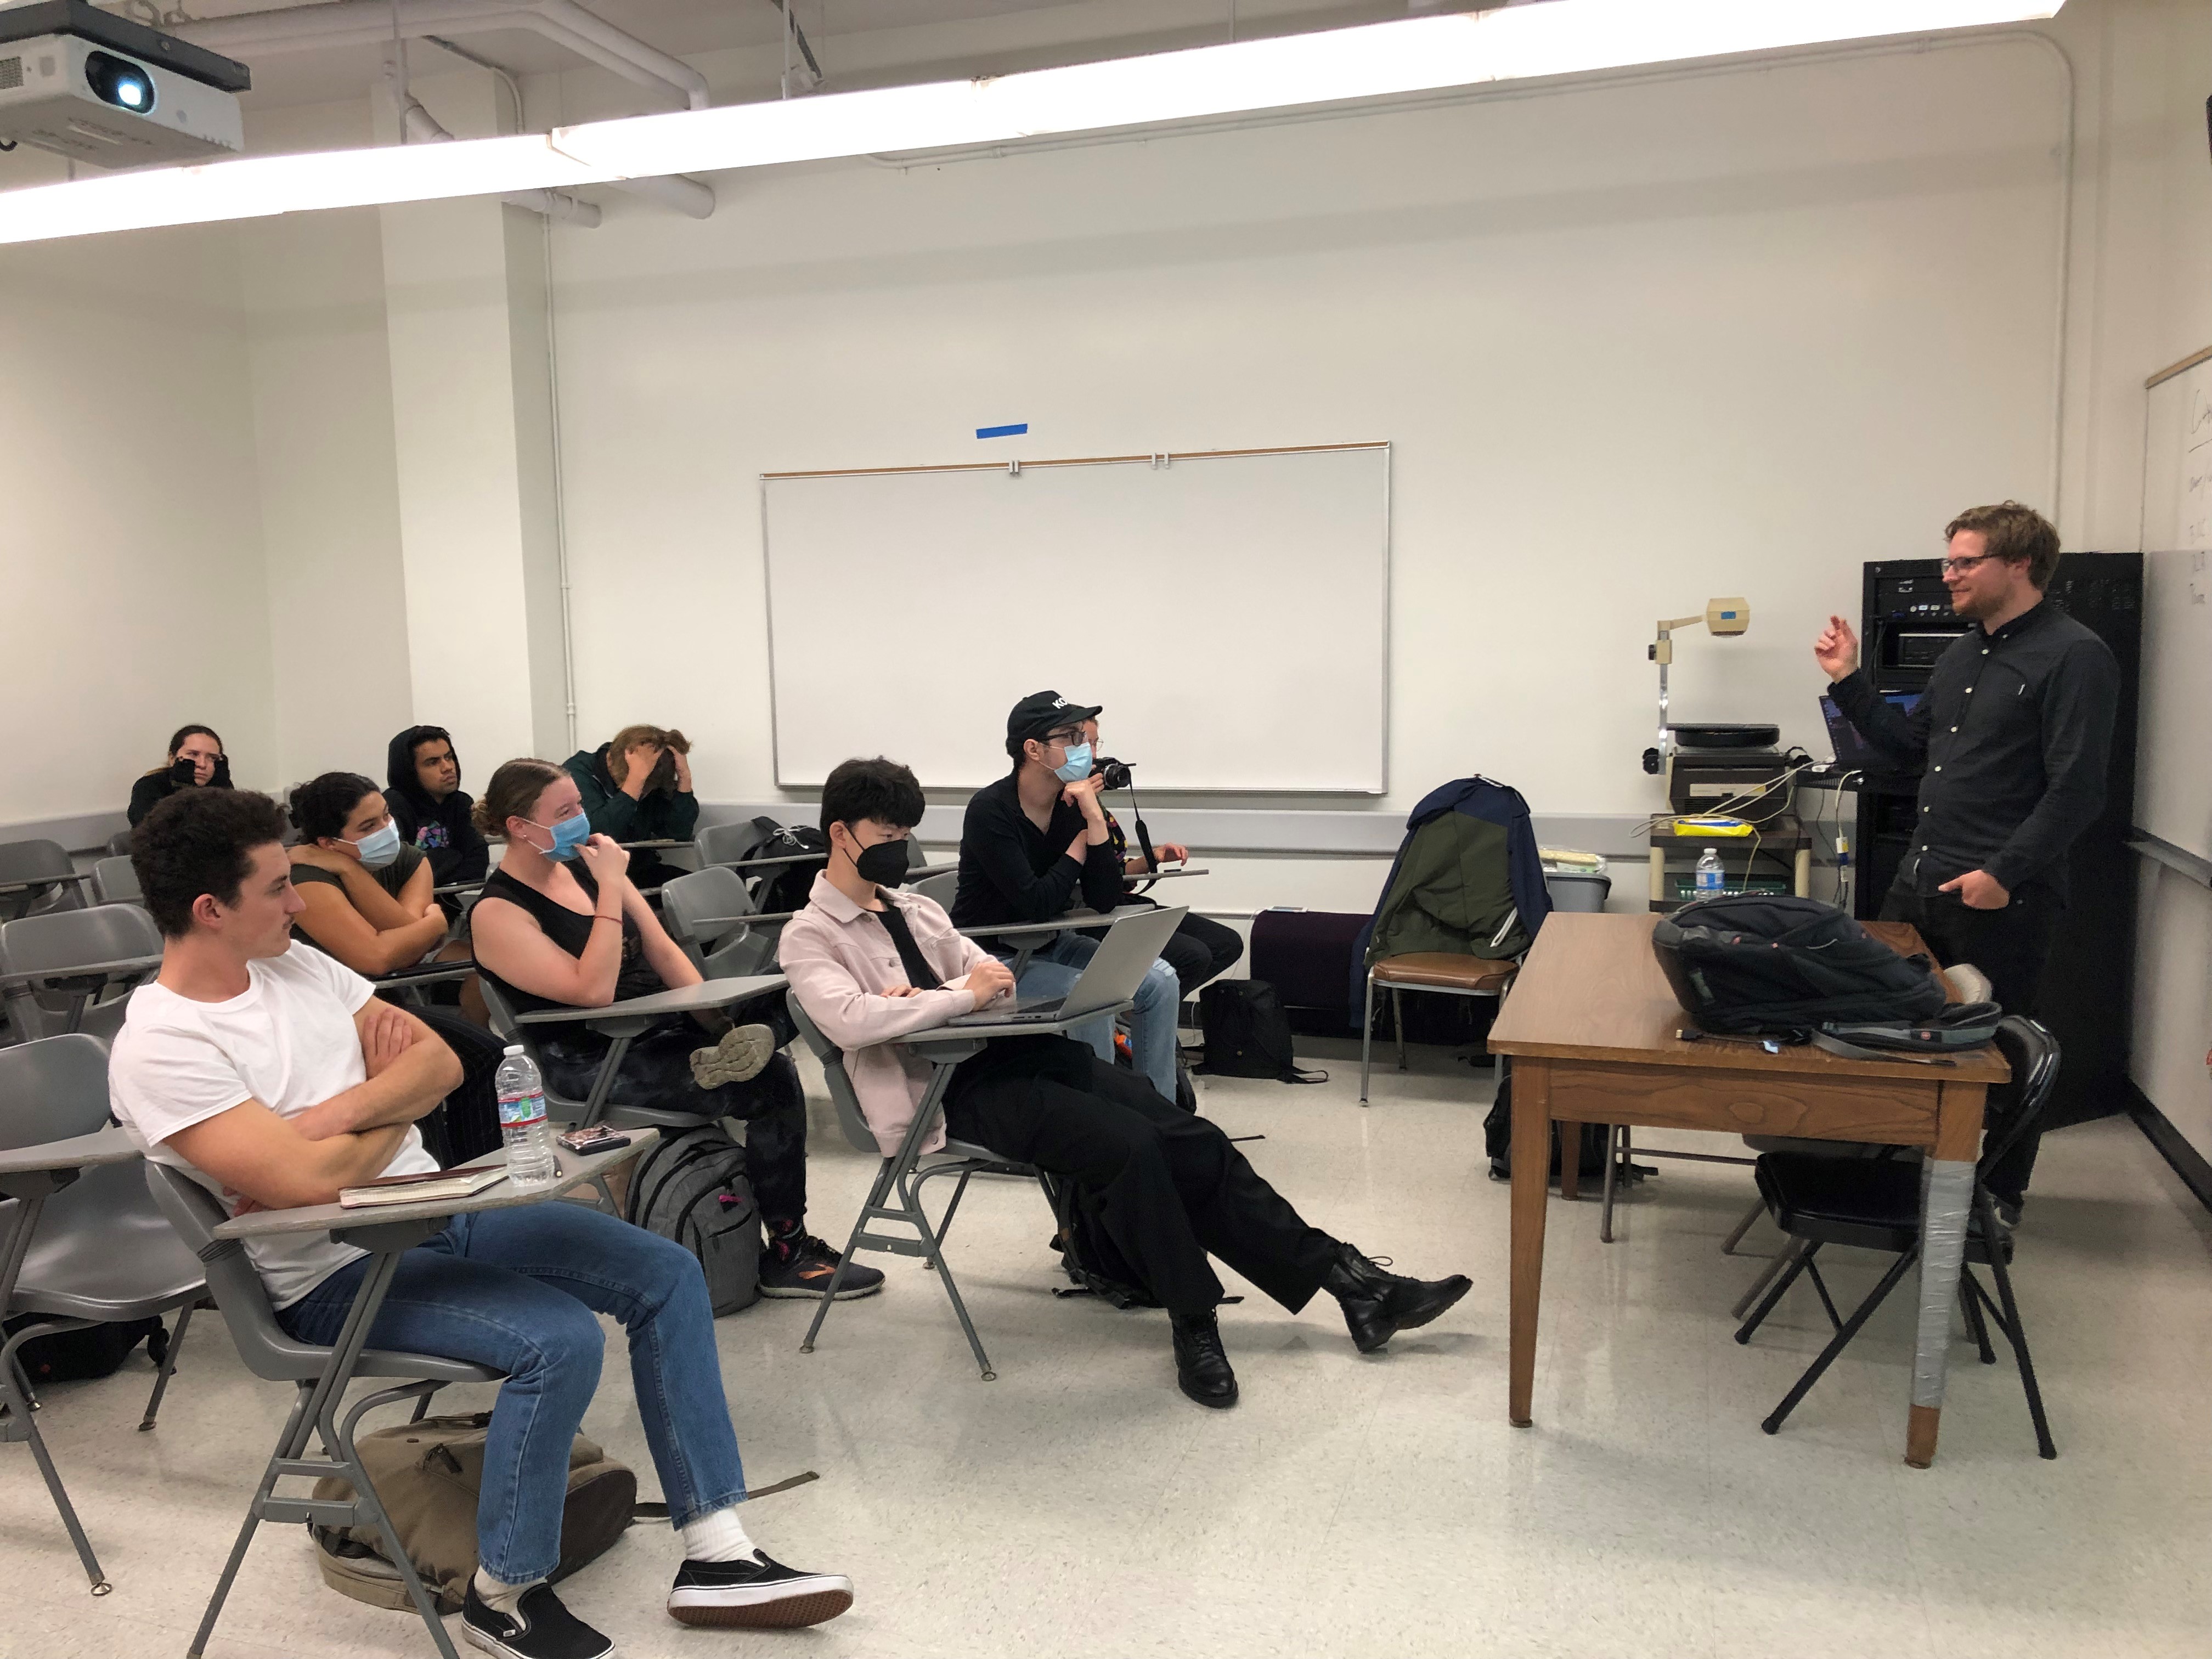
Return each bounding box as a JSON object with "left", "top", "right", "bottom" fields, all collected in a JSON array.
[{"left": 951, "top": 692, "right": 1183, "bottom": 1102}]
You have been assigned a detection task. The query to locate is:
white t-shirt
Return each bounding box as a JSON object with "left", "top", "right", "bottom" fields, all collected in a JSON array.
[{"left": 109, "top": 946, "right": 439, "bottom": 1309}]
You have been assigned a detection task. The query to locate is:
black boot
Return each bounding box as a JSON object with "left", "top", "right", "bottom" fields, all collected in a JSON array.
[
  {"left": 1323, "top": 1242, "right": 1472, "bottom": 1354},
  {"left": 1170, "top": 1311, "right": 1239, "bottom": 1408}
]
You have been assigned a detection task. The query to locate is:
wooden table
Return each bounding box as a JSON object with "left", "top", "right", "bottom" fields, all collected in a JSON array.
[{"left": 1487, "top": 912, "right": 2009, "bottom": 1468}]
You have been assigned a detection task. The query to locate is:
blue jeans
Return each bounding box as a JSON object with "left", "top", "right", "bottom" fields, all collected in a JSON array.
[
  {"left": 278, "top": 1203, "right": 746, "bottom": 1584},
  {"left": 1013, "top": 932, "right": 1181, "bottom": 1102}
]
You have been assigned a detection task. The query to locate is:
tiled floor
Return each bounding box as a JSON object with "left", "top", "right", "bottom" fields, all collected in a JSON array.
[{"left": 5, "top": 1040, "right": 2209, "bottom": 1657}]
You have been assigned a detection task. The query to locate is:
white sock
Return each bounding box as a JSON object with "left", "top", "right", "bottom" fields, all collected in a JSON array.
[
  {"left": 679, "top": 1506, "right": 759, "bottom": 1564},
  {"left": 472, "top": 1567, "right": 537, "bottom": 1616}
]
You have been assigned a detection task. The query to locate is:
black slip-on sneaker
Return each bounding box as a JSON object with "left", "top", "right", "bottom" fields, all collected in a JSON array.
[
  {"left": 667, "top": 1554, "right": 855, "bottom": 1628},
  {"left": 461, "top": 1581, "right": 614, "bottom": 1659},
  {"left": 756, "top": 1234, "right": 884, "bottom": 1299}
]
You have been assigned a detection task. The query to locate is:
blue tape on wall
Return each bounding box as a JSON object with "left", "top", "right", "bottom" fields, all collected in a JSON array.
[{"left": 975, "top": 422, "right": 1029, "bottom": 439}]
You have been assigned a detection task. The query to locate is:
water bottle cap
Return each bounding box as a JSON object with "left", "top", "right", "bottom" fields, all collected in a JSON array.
[{"left": 503, "top": 1045, "right": 524, "bottom": 1056}]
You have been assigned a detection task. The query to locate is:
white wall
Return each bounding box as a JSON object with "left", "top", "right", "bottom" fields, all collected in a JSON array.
[
  {"left": 550, "top": 37, "right": 2070, "bottom": 822},
  {"left": 241, "top": 105, "right": 414, "bottom": 791},
  {"left": 0, "top": 224, "right": 274, "bottom": 820}
]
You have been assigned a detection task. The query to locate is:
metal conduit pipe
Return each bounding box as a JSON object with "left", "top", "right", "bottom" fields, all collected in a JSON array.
[
  {"left": 179, "top": 1, "right": 714, "bottom": 218},
  {"left": 177, "top": 0, "right": 709, "bottom": 109},
  {"left": 385, "top": 55, "right": 602, "bottom": 225}
]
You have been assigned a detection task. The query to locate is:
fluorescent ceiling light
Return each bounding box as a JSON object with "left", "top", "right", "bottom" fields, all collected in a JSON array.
[{"left": 0, "top": 0, "right": 2062, "bottom": 246}]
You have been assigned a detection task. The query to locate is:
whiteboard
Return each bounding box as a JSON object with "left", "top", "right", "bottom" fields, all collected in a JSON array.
[
  {"left": 2137, "top": 356, "right": 2212, "bottom": 864},
  {"left": 761, "top": 445, "right": 1390, "bottom": 792}
]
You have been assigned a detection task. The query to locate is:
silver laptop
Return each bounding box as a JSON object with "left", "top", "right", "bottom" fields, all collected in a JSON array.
[{"left": 944, "top": 905, "right": 1187, "bottom": 1028}]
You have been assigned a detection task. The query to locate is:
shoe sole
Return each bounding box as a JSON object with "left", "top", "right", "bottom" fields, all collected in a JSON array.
[
  {"left": 690, "top": 1026, "right": 775, "bottom": 1090},
  {"left": 756, "top": 1278, "right": 883, "bottom": 1300},
  {"left": 461, "top": 1619, "right": 616, "bottom": 1659},
  {"left": 668, "top": 1585, "right": 854, "bottom": 1629}
]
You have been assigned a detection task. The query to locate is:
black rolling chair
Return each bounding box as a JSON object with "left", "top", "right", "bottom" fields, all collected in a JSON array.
[{"left": 1734, "top": 1015, "right": 2060, "bottom": 1458}]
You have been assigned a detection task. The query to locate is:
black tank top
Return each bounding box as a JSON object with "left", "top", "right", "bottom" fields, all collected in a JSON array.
[{"left": 470, "top": 865, "right": 663, "bottom": 1018}]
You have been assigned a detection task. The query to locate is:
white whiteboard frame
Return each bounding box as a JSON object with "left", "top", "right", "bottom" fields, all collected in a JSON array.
[{"left": 758, "top": 442, "right": 1392, "bottom": 794}]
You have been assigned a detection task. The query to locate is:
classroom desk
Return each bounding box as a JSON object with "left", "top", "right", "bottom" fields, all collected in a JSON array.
[
  {"left": 1487, "top": 912, "right": 2008, "bottom": 1468},
  {"left": 207, "top": 1134, "right": 655, "bottom": 1659}
]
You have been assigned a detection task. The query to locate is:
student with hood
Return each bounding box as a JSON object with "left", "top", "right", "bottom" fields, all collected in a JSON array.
[{"left": 386, "top": 725, "right": 489, "bottom": 914}]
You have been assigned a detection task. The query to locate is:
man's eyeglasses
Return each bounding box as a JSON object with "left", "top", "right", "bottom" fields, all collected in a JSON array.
[
  {"left": 1941, "top": 554, "right": 1998, "bottom": 576},
  {"left": 1041, "top": 729, "right": 1086, "bottom": 748}
]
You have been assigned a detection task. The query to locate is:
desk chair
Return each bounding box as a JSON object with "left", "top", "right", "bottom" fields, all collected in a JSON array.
[
  {"left": 1, "top": 1036, "right": 205, "bottom": 1595},
  {"left": 0, "top": 902, "right": 164, "bottom": 1045},
  {"left": 660, "top": 866, "right": 782, "bottom": 980},
  {"left": 104, "top": 830, "right": 134, "bottom": 858},
  {"left": 480, "top": 978, "right": 725, "bottom": 1139},
  {"left": 787, "top": 992, "right": 1056, "bottom": 1381},
  {"left": 0, "top": 839, "right": 94, "bottom": 922},
  {"left": 1734, "top": 1016, "right": 2059, "bottom": 1457},
  {"left": 693, "top": 816, "right": 780, "bottom": 871},
  {"left": 912, "top": 870, "right": 958, "bottom": 910},
  {"left": 89, "top": 855, "right": 143, "bottom": 907},
  {"left": 1359, "top": 953, "right": 1517, "bottom": 1104},
  {"left": 147, "top": 1164, "right": 503, "bottom": 1659}
]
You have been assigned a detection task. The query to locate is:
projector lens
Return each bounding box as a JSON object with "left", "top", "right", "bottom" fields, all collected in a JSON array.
[{"left": 84, "top": 51, "right": 155, "bottom": 115}]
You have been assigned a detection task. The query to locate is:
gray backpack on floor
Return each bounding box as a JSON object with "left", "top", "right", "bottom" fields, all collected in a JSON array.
[{"left": 625, "top": 1125, "right": 763, "bottom": 1314}]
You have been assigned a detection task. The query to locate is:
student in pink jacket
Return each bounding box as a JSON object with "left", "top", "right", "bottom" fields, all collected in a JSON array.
[{"left": 779, "top": 757, "right": 1472, "bottom": 1411}]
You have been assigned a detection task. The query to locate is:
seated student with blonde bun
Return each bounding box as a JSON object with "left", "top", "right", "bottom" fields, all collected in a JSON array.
[
  {"left": 467, "top": 758, "right": 880, "bottom": 1301},
  {"left": 128, "top": 724, "right": 232, "bottom": 827}
]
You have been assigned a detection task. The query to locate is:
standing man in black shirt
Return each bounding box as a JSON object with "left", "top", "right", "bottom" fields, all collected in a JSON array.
[
  {"left": 952, "top": 692, "right": 1184, "bottom": 1102},
  {"left": 1814, "top": 501, "right": 2119, "bottom": 1216}
]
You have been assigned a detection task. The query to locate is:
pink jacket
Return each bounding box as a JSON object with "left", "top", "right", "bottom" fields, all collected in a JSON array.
[{"left": 777, "top": 873, "right": 1000, "bottom": 1156}]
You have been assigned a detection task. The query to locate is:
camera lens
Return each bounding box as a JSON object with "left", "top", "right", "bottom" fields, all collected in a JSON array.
[{"left": 84, "top": 51, "right": 156, "bottom": 114}]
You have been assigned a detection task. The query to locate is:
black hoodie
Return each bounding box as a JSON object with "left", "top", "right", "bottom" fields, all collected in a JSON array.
[{"left": 385, "top": 727, "right": 489, "bottom": 900}]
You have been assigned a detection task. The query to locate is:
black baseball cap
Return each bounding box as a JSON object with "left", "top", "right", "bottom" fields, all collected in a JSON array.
[{"left": 1007, "top": 690, "right": 1102, "bottom": 744}]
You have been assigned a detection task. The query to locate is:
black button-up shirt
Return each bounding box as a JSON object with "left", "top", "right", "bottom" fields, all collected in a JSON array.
[{"left": 1831, "top": 599, "right": 2119, "bottom": 900}]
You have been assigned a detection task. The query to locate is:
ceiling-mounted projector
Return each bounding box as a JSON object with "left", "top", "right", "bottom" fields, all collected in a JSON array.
[{"left": 0, "top": 0, "right": 247, "bottom": 167}]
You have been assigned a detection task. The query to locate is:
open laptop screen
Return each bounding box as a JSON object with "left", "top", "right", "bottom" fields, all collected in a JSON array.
[{"left": 1818, "top": 691, "right": 1922, "bottom": 770}]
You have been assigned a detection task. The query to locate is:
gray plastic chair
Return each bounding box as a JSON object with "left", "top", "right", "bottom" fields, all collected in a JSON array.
[
  {"left": 693, "top": 816, "right": 780, "bottom": 870},
  {"left": 912, "top": 870, "right": 959, "bottom": 911},
  {"left": 0, "top": 839, "right": 93, "bottom": 922},
  {"left": 478, "top": 978, "right": 718, "bottom": 1138},
  {"left": 90, "top": 856, "right": 143, "bottom": 907},
  {"left": 659, "top": 866, "right": 781, "bottom": 980},
  {"left": 105, "top": 830, "right": 135, "bottom": 857},
  {"left": 0, "top": 902, "right": 164, "bottom": 1045},
  {"left": 786, "top": 992, "right": 1051, "bottom": 1380},
  {"left": 0, "top": 1035, "right": 206, "bottom": 1595},
  {"left": 148, "top": 1163, "right": 503, "bottom": 1659}
]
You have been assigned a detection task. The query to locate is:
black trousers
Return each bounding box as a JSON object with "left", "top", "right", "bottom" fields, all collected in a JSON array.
[
  {"left": 945, "top": 1051, "right": 1335, "bottom": 1317},
  {"left": 1880, "top": 880, "right": 2063, "bottom": 1204},
  {"left": 409, "top": 1005, "right": 508, "bottom": 1167},
  {"left": 1156, "top": 911, "right": 1245, "bottom": 1001},
  {"left": 539, "top": 1021, "right": 810, "bottom": 1229}
]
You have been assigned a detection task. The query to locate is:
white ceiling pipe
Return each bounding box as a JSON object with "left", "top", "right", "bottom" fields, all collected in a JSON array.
[
  {"left": 182, "top": 2, "right": 715, "bottom": 217},
  {"left": 385, "top": 52, "right": 602, "bottom": 225},
  {"left": 176, "top": 0, "right": 709, "bottom": 110}
]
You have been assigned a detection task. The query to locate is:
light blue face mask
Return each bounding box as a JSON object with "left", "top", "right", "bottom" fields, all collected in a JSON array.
[
  {"left": 529, "top": 812, "right": 592, "bottom": 861},
  {"left": 1052, "top": 741, "right": 1094, "bottom": 783},
  {"left": 348, "top": 819, "right": 403, "bottom": 871}
]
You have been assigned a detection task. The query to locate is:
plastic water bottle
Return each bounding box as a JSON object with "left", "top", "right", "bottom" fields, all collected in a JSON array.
[
  {"left": 494, "top": 1045, "right": 558, "bottom": 1188},
  {"left": 1694, "top": 846, "right": 1725, "bottom": 898}
]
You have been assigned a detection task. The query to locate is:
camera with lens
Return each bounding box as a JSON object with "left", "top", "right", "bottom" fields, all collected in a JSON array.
[{"left": 1094, "top": 756, "right": 1134, "bottom": 791}]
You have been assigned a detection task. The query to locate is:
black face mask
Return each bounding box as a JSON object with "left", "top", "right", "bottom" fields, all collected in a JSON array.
[{"left": 851, "top": 837, "right": 909, "bottom": 889}]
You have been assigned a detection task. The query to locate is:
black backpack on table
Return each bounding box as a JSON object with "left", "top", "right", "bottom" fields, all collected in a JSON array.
[{"left": 1650, "top": 894, "right": 1995, "bottom": 1057}]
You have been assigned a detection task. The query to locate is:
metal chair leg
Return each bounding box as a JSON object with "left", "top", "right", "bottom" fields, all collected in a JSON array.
[
  {"left": 1720, "top": 1195, "right": 1766, "bottom": 1256},
  {"left": 0, "top": 1326, "right": 106, "bottom": 1594},
  {"left": 1735, "top": 1240, "right": 1820, "bottom": 1343},
  {"left": 800, "top": 1156, "right": 894, "bottom": 1355},
  {"left": 190, "top": 1387, "right": 312, "bottom": 1655},
  {"left": 138, "top": 1301, "right": 194, "bottom": 1431},
  {"left": 1760, "top": 1245, "right": 1921, "bottom": 1436},
  {"left": 1599, "top": 1125, "right": 1623, "bottom": 1244},
  {"left": 1359, "top": 971, "right": 1377, "bottom": 1104},
  {"left": 1959, "top": 1269, "right": 1996, "bottom": 1364},
  {"left": 894, "top": 1163, "right": 996, "bottom": 1381},
  {"left": 1731, "top": 1236, "right": 1809, "bottom": 1322},
  {"left": 1392, "top": 988, "right": 1407, "bottom": 1071},
  {"left": 1976, "top": 1193, "right": 2057, "bottom": 1459},
  {"left": 1803, "top": 1256, "right": 1844, "bottom": 1331}
]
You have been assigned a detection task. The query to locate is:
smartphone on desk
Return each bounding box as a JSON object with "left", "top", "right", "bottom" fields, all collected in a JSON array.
[{"left": 558, "top": 1127, "right": 631, "bottom": 1154}]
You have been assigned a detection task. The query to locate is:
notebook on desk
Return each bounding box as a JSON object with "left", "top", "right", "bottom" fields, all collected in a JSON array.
[{"left": 943, "top": 905, "right": 1186, "bottom": 1028}]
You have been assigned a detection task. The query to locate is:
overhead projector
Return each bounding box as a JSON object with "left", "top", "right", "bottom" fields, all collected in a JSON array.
[{"left": 0, "top": 0, "right": 248, "bottom": 167}]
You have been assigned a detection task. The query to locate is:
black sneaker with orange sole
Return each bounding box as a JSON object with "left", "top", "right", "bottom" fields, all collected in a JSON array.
[{"left": 757, "top": 1233, "right": 885, "bottom": 1299}]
